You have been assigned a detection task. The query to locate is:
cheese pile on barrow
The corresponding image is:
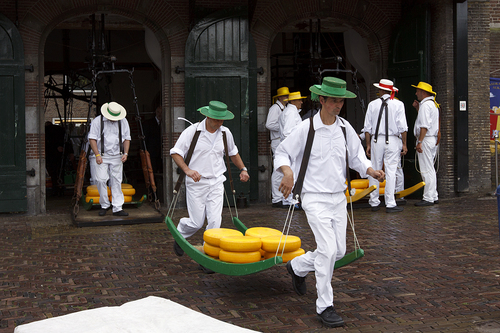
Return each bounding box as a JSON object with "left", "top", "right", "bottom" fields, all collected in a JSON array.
[{"left": 203, "top": 227, "right": 305, "bottom": 263}]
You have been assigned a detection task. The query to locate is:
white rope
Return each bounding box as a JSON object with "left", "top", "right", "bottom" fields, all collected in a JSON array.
[
  {"left": 347, "top": 199, "right": 360, "bottom": 255},
  {"left": 414, "top": 142, "right": 440, "bottom": 174},
  {"left": 274, "top": 195, "right": 299, "bottom": 264},
  {"left": 167, "top": 190, "right": 181, "bottom": 220}
]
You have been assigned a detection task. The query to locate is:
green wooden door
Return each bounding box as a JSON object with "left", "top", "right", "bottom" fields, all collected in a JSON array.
[
  {"left": 0, "top": 14, "right": 26, "bottom": 212},
  {"left": 185, "top": 7, "right": 258, "bottom": 204},
  {"left": 388, "top": 4, "right": 430, "bottom": 197}
]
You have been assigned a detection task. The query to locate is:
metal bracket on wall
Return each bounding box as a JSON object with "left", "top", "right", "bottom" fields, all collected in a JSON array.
[
  {"left": 175, "top": 66, "right": 185, "bottom": 74},
  {"left": 26, "top": 168, "right": 35, "bottom": 177},
  {"left": 249, "top": 67, "right": 264, "bottom": 75},
  {"left": 25, "top": 64, "right": 34, "bottom": 72}
]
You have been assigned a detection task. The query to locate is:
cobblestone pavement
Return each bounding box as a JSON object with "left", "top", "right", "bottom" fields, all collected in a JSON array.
[{"left": 1, "top": 195, "right": 500, "bottom": 332}]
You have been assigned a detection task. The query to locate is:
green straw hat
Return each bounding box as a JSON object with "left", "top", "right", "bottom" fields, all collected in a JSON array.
[
  {"left": 198, "top": 101, "right": 234, "bottom": 120},
  {"left": 309, "top": 77, "right": 357, "bottom": 99}
]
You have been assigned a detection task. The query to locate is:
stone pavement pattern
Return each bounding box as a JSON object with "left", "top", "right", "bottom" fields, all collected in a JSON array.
[{"left": 1, "top": 196, "right": 500, "bottom": 332}]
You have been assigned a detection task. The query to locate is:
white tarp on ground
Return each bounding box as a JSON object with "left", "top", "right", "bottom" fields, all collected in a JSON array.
[{"left": 14, "top": 296, "right": 260, "bottom": 333}]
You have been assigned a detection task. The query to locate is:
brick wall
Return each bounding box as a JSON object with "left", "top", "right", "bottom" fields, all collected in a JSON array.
[{"left": 468, "top": 0, "right": 492, "bottom": 193}]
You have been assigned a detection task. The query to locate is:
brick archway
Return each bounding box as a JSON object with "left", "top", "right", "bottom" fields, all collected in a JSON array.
[{"left": 18, "top": 1, "right": 187, "bottom": 213}]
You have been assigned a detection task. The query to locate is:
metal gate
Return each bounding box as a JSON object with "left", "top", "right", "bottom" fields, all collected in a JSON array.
[
  {"left": 0, "top": 14, "right": 26, "bottom": 212},
  {"left": 184, "top": 7, "right": 258, "bottom": 204}
]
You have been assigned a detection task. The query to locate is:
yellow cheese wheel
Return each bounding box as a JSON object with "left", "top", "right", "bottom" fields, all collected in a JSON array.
[
  {"left": 379, "top": 180, "right": 386, "bottom": 188},
  {"left": 121, "top": 183, "right": 133, "bottom": 189},
  {"left": 245, "top": 227, "right": 282, "bottom": 238},
  {"left": 85, "top": 196, "right": 100, "bottom": 203},
  {"left": 203, "top": 242, "right": 221, "bottom": 258},
  {"left": 203, "top": 228, "right": 243, "bottom": 247},
  {"left": 219, "top": 250, "right": 261, "bottom": 264},
  {"left": 121, "top": 188, "right": 136, "bottom": 196},
  {"left": 263, "top": 248, "right": 306, "bottom": 263},
  {"left": 219, "top": 236, "right": 262, "bottom": 252},
  {"left": 379, "top": 187, "right": 385, "bottom": 195},
  {"left": 86, "top": 185, "right": 111, "bottom": 196},
  {"left": 350, "top": 179, "right": 369, "bottom": 189},
  {"left": 261, "top": 235, "right": 301, "bottom": 253}
]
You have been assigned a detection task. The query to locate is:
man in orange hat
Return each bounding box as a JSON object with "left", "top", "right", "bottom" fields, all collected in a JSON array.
[
  {"left": 412, "top": 82, "right": 440, "bottom": 206},
  {"left": 266, "top": 87, "right": 289, "bottom": 208},
  {"left": 363, "top": 79, "right": 408, "bottom": 213}
]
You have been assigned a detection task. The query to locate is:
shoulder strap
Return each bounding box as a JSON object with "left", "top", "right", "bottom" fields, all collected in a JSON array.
[
  {"left": 292, "top": 117, "right": 315, "bottom": 200},
  {"left": 222, "top": 131, "right": 235, "bottom": 194},
  {"left": 100, "top": 115, "right": 104, "bottom": 155},
  {"left": 374, "top": 97, "right": 389, "bottom": 144},
  {"left": 276, "top": 102, "right": 284, "bottom": 111},
  {"left": 339, "top": 118, "right": 351, "bottom": 195},
  {"left": 174, "top": 125, "right": 201, "bottom": 193},
  {"left": 118, "top": 119, "right": 123, "bottom": 154}
]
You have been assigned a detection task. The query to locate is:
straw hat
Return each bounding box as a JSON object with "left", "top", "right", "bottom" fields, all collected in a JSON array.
[
  {"left": 273, "top": 87, "right": 290, "bottom": 100},
  {"left": 412, "top": 81, "right": 436, "bottom": 95},
  {"left": 284, "top": 91, "right": 307, "bottom": 102},
  {"left": 198, "top": 101, "right": 234, "bottom": 120},
  {"left": 373, "top": 79, "right": 398, "bottom": 92},
  {"left": 309, "top": 77, "right": 356, "bottom": 99},
  {"left": 101, "top": 102, "right": 127, "bottom": 121}
]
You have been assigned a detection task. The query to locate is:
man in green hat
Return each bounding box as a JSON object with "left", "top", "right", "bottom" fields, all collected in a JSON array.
[
  {"left": 275, "top": 77, "right": 385, "bottom": 327},
  {"left": 170, "top": 101, "right": 249, "bottom": 258}
]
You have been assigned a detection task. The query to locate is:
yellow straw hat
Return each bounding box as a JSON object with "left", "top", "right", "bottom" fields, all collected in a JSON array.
[
  {"left": 272, "top": 87, "right": 290, "bottom": 103},
  {"left": 411, "top": 81, "right": 436, "bottom": 95},
  {"left": 284, "top": 91, "right": 307, "bottom": 102}
]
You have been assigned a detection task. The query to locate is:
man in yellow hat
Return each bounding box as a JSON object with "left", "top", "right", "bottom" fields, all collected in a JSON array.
[
  {"left": 266, "top": 87, "right": 289, "bottom": 208},
  {"left": 412, "top": 82, "right": 439, "bottom": 206},
  {"left": 275, "top": 77, "right": 385, "bottom": 328},
  {"left": 170, "top": 101, "right": 249, "bottom": 257},
  {"left": 88, "top": 101, "right": 131, "bottom": 217}
]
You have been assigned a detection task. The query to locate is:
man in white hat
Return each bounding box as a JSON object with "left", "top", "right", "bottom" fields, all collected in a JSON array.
[
  {"left": 170, "top": 101, "right": 249, "bottom": 257},
  {"left": 276, "top": 77, "right": 385, "bottom": 328},
  {"left": 88, "top": 101, "right": 131, "bottom": 217},
  {"left": 412, "top": 81, "right": 440, "bottom": 206},
  {"left": 363, "top": 79, "right": 408, "bottom": 213},
  {"left": 266, "top": 87, "right": 289, "bottom": 208}
]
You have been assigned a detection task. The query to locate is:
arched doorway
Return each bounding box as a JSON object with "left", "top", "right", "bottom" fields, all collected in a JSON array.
[{"left": 43, "top": 13, "right": 164, "bottom": 209}]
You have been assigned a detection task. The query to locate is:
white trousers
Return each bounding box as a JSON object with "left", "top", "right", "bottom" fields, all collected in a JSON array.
[
  {"left": 395, "top": 157, "right": 404, "bottom": 193},
  {"left": 418, "top": 137, "right": 438, "bottom": 202},
  {"left": 271, "top": 139, "right": 283, "bottom": 204},
  {"left": 368, "top": 136, "right": 402, "bottom": 208},
  {"left": 289, "top": 192, "right": 347, "bottom": 314},
  {"left": 177, "top": 175, "right": 225, "bottom": 239},
  {"left": 91, "top": 155, "right": 124, "bottom": 213}
]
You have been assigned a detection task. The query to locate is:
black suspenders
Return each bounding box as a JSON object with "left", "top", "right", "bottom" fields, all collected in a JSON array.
[
  {"left": 100, "top": 116, "right": 123, "bottom": 156},
  {"left": 293, "top": 116, "right": 350, "bottom": 200},
  {"left": 374, "top": 97, "right": 390, "bottom": 144}
]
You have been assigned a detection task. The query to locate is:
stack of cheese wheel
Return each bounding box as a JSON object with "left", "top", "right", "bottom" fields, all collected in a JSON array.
[
  {"left": 203, "top": 228, "right": 243, "bottom": 259},
  {"left": 219, "top": 235, "right": 262, "bottom": 264},
  {"left": 85, "top": 184, "right": 135, "bottom": 203},
  {"left": 345, "top": 179, "right": 386, "bottom": 196},
  {"left": 245, "top": 227, "right": 283, "bottom": 257},
  {"left": 347, "top": 179, "right": 369, "bottom": 196},
  {"left": 261, "top": 235, "right": 304, "bottom": 263}
]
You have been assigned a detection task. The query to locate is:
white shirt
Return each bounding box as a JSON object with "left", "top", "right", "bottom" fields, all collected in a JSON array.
[
  {"left": 265, "top": 101, "right": 285, "bottom": 141},
  {"left": 414, "top": 96, "right": 439, "bottom": 138},
  {"left": 170, "top": 118, "right": 238, "bottom": 179},
  {"left": 279, "top": 103, "right": 302, "bottom": 141},
  {"left": 363, "top": 94, "right": 408, "bottom": 137},
  {"left": 88, "top": 116, "right": 131, "bottom": 156},
  {"left": 275, "top": 112, "right": 372, "bottom": 194}
]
